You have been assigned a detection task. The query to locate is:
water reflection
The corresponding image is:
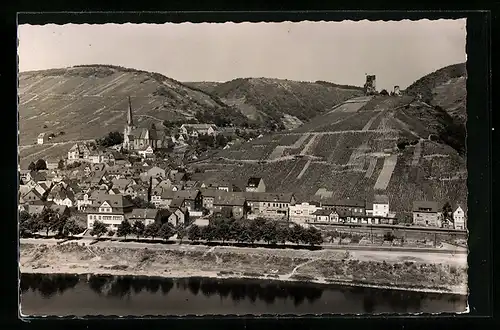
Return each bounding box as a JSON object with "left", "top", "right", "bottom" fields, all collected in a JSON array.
[
  {"left": 20, "top": 273, "right": 80, "bottom": 299},
  {"left": 20, "top": 273, "right": 465, "bottom": 314}
]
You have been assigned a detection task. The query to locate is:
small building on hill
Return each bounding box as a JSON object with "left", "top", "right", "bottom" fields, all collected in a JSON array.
[
  {"left": 37, "top": 133, "right": 47, "bottom": 145},
  {"left": 245, "top": 177, "right": 266, "bottom": 193}
]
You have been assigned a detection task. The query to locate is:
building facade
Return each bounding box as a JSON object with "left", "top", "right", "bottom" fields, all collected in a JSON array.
[
  {"left": 412, "top": 201, "right": 440, "bottom": 227},
  {"left": 453, "top": 206, "right": 466, "bottom": 230}
]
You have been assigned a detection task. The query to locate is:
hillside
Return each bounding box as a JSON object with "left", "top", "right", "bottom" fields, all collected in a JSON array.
[
  {"left": 184, "top": 81, "right": 221, "bottom": 94},
  {"left": 202, "top": 78, "right": 365, "bottom": 129},
  {"left": 191, "top": 94, "right": 467, "bottom": 214},
  {"left": 405, "top": 63, "right": 467, "bottom": 124},
  {"left": 18, "top": 65, "right": 249, "bottom": 166}
]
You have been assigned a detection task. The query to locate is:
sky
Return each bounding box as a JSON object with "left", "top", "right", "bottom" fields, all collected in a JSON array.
[{"left": 18, "top": 19, "right": 466, "bottom": 90}]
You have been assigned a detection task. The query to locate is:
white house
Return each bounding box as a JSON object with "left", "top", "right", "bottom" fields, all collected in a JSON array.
[
  {"left": 179, "top": 124, "right": 218, "bottom": 137},
  {"left": 311, "top": 209, "right": 340, "bottom": 223},
  {"left": 372, "top": 194, "right": 390, "bottom": 218},
  {"left": 289, "top": 202, "right": 321, "bottom": 224},
  {"left": 37, "top": 133, "right": 47, "bottom": 145},
  {"left": 453, "top": 206, "right": 466, "bottom": 230},
  {"left": 86, "top": 194, "right": 134, "bottom": 230}
]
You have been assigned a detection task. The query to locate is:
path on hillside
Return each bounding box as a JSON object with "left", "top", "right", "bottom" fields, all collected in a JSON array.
[
  {"left": 267, "top": 134, "right": 310, "bottom": 161},
  {"left": 364, "top": 157, "right": 378, "bottom": 179},
  {"left": 299, "top": 134, "right": 318, "bottom": 156},
  {"left": 297, "top": 159, "right": 312, "bottom": 180},
  {"left": 276, "top": 129, "right": 400, "bottom": 136},
  {"left": 19, "top": 139, "right": 96, "bottom": 150},
  {"left": 411, "top": 139, "right": 423, "bottom": 166},
  {"left": 373, "top": 154, "right": 398, "bottom": 190}
]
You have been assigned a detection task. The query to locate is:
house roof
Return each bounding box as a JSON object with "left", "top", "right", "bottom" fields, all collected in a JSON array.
[
  {"left": 322, "top": 198, "right": 365, "bottom": 208},
  {"left": 373, "top": 194, "right": 389, "bottom": 204},
  {"left": 182, "top": 124, "right": 216, "bottom": 130},
  {"left": 112, "top": 178, "right": 133, "bottom": 190},
  {"left": 23, "top": 189, "right": 43, "bottom": 199},
  {"left": 161, "top": 189, "right": 200, "bottom": 200},
  {"left": 129, "top": 208, "right": 159, "bottom": 219},
  {"left": 27, "top": 204, "right": 45, "bottom": 214},
  {"left": 91, "top": 194, "right": 134, "bottom": 209},
  {"left": 29, "top": 171, "right": 47, "bottom": 183},
  {"left": 312, "top": 209, "right": 333, "bottom": 216},
  {"left": 169, "top": 197, "right": 185, "bottom": 209},
  {"left": 247, "top": 177, "right": 262, "bottom": 187},
  {"left": 213, "top": 193, "right": 246, "bottom": 206},
  {"left": 244, "top": 192, "right": 294, "bottom": 203},
  {"left": 412, "top": 201, "right": 439, "bottom": 213}
]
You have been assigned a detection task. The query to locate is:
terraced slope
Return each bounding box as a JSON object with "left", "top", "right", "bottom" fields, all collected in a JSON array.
[
  {"left": 203, "top": 77, "right": 365, "bottom": 129},
  {"left": 193, "top": 94, "right": 467, "bottom": 213}
]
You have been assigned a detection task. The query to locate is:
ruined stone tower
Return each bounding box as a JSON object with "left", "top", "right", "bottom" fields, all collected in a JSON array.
[
  {"left": 364, "top": 75, "right": 377, "bottom": 95},
  {"left": 393, "top": 85, "right": 401, "bottom": 96}
]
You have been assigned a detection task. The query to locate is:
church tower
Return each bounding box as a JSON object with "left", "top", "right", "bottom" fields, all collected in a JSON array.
[{"left": 123, "top": 96, "right": 136, "bottom": 150}]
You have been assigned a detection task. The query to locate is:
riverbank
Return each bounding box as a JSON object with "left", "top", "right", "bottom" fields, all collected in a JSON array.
[{"left": 19, "top": 242, "right": 468, "bottom": 296}]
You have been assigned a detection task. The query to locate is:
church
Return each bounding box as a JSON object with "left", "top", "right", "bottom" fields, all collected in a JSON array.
[{"left": 122, "top": 97, "right": 162, "bottom": 151}]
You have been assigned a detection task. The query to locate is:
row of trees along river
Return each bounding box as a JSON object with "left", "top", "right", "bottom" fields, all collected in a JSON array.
[{"left": 19, "top": 208, "right": 324, "bottom": 248}]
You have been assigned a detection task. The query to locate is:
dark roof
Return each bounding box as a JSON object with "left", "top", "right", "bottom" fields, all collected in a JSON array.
[
  {"left": 322, "top": 198, "right": 365, "bottom": 208},
  {"left": 312, "top": 209, "right": 333, "bottom": 216},
  {"left": 169, "top": 198, "right": 185, "bottom": 209},
  {"left": 247, "top": 177, "right": 262, "bottom": 187},
  {"left": 161, "top": 189, "right": 199, "bottom": 200},
  {"left": 244, "top": 192, "right": 294, "bottom": 203},
  {"left": 412, "top": 201, "right": 439, "bottom": 213},
  {"left": 129, "top": 208, "right": 159, "bottom": 219},
  {"left": 373, "top": 194, "right": 389, "bottom": 204},
  {"left": 213, "top": 193, "right": 246, "bottom": 206},
  {"left": 90, "top": 194, "right": 134, "bottom": 209},
  {"left": 29, "top": 171, "right": 47, "bottom": 182}
]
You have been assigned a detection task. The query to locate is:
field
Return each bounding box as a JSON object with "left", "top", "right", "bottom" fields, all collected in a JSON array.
[{"left": 18, "top": 65, "right": 247, "bottom": 147}]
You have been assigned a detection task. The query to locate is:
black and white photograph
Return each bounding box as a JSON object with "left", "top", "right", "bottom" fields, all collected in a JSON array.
[{"left": 18, "top": 17, "right": 469, "bottom": 316}]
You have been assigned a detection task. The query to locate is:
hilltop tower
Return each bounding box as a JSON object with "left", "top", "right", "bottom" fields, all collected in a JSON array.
[
  {"left": 393, "top": 85, "right": 401, "bottom": 96},
  {"left": 123, "top": 96, "right": 136, "bottom": 150},
  {"left": 364, "top": 75, "right": 377, "bottom": 95}
]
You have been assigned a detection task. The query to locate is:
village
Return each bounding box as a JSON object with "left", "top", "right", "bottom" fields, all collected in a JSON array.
[{"left": 19, "top": 94, "right": 467, "bottom": 248}]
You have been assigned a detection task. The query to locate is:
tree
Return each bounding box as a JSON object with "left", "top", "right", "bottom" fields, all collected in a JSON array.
[
  {"left": 262, "top": 220, "right": 278, "bottom": 245},
  {"left": 175, "top": 224, "right": 187, "bottom": 243},
  {"left": 289, "top": 224, "right": 304, "bottom": 245},
  {"left": 132, "top": 196, "right": 156, "bottom": 209},
  {"left": 116, "top": 220, "right": 132, "bottom": 239},
  {"left": 159, "top": 223, "right": 174, "bottom": 241},
  {"left": 144, "top": 222, "right": 161, "bottom": 240},
  {"left": 380, "top": 89, "right": 389, "bottom": 96},
  {"left": 35, "top": 159, "right": 47, "bottom": 171},
  {"left": 187, "top": 224, "right": 201, "bottom": 241},
  {"left": 19, "top": 211, "right": 33, "bottom": 237},
  {"left": 28, "top": 162, "right": 36, "bottom": 171},
  {"left": 132, "top": 220, "right": 146, "bottom": 239},
  {"left": 97, "top": 131, "right": 124, "bottom": 148},
  {"left": 442, "top": 202, "right": 453, "bottom": 221},
  {"left": 276, "top": 225, "right": 289, "bottom": 245},
  {"left": 90, "top": 221, "right": 108, "bottom": 238},
  {"left": 304, "top": 227, "right": 323, "bottom": 246},
  {"left": 38, "top": 208, "right": 58, "bottom": 237},
  {"left": 57, "top": 159, "right": 65, "bottom": 170},
  {"left": 214, "top": 218, "right": 231, "bottom": 243}
]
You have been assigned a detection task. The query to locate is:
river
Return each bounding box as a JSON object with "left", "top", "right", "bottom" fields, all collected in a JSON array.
[{"left": 19, "top": 273, "right": 467, "bottom": 316}]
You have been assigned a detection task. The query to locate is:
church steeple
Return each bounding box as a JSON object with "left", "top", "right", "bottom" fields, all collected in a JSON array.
[{"left": 127, "top": 96, "right": 134, "bottom": 127}]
